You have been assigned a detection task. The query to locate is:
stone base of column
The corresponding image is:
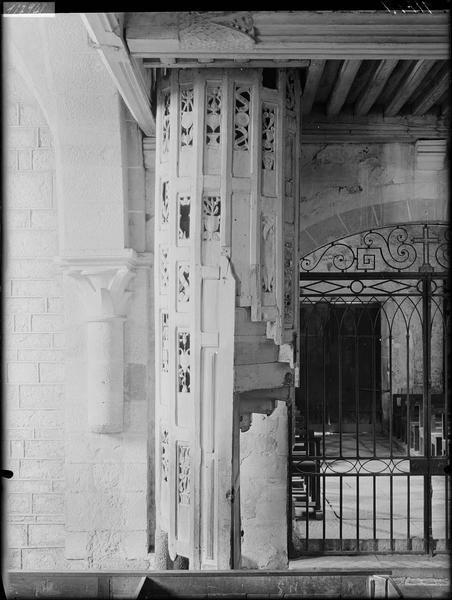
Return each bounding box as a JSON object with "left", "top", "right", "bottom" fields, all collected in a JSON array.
[
  {"left": 172, "top": 555, "right": 189, "bottom": 570},
  {"left": 154, "top": 528, "right": 171, "bottom": 570},
  {"left": 154, "top": 528, "right": 189, "bottom": 570}
]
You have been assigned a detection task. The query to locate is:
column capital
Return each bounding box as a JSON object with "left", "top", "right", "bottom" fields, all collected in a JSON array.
[{"left": 57, "top": 250, "right": 138, "bottom": 320}]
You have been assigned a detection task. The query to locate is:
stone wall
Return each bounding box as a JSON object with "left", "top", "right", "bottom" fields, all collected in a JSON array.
[
  {"left": 235, "top": 308, "right": 291, "bottom": 569},
  {"left": 240, "top": 405, "right": 288, "bottom": 569},
  {"left": 4, "top": 22, "right": 156, "bottom": 570},
  {"left": 4, "top": 66, "right": 65, "bottom": 570},
  {"left": 299, "top": 142, "right": 448, "bottom": 254},
  {"left": 60, "top": 99, "right": 154, "bottom": 569}
]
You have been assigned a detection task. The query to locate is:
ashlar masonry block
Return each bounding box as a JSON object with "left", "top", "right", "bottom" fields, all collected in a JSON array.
[
  {"left": 14, "top": 314, "right": 31, "bottom": 333},
  {"left": 11, "top": 279, "right": 61, "bottom": 298},
  {"left": 30, "top": 209, "right": 57, "bottom": 229},
  {"left": 32, "top": 493, "right": 64, "bottom": 514},
  {"left": 10, "top": 440, "right": 25, "bottom": 458},
  {"left": 7, "top": 362, "right": 38, "bottom": 384},
  {"left": 19, "top": 103, "right": 48, "bottom": 127},
  {"left": 28, "top": 523, "right": 65, "bottom": 547},
  {"left": 18, "top": 149, "right": 32, "bottom": 170},
  {"left": 7, "top": 549, "right": 21, "bottom": 569},
  {"left": 25, "top": 440, "right": 64, "bottom": 459},
  {"left": 6, "top": 171, "right": 53, "bottom": 209},
  {"left": 19, "top": 459, "right": 64, "bottom": 480},
  {"left": 22, "top": 548, "right": 65, "bottom": 570},
  {"left": 7, "top": 126, "right": 38, "bottom": 148},
  {"left": 6, "top": 259, "right": 59, "bottom": 279},
  {"left": 7, "top": 332, "right": 53, "bottom": 349},
  {"left": 121, "top": 531, "right": 148, "bottom": 560},
  {"left": 5, "top": 148, "right": 18, "bottom": 170},
  {"left": 65, "top": 531, "right": 88, "bottom": 560},
  {"left": 7, "top": 523, "right": 28, "bottom": 548},
  {"left": 7, "top": 493, "right": 32, "bottom": 513},
  {"left": 32, "top": 149, "right": 54, "bottom": 171},
  {"left": 38, "top": 362, "right": 64, "bottom": 384},
  {"left": 7, "top": 230, "right": 58, "bottom": 258}
]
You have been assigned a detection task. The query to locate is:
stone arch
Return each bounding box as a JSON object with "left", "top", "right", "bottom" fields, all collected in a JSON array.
[
  {"left": 299, "top": 200, "right": 448, "bottom": 257},
  {"left": 6, "top": 30, "right": 56, "bottom": 133},
  {"left": 298, "top": 139, "right": 448, "bottom": 258}
]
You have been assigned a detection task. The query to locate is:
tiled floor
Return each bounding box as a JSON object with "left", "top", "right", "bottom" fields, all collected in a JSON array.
[
  {"left": 289, "top": 552, "right": 449, "bottom": 576},
  {"left": 292, "top": 432, "right": 448, "bottom": 549}
]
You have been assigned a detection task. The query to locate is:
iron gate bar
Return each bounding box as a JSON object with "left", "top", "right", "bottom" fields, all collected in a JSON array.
[
  {"left": 323, "top": 335, "right": 326, "bottom": 458},
  {"left": 339, "top": 333, "right": 343, "bottom": 457},
  {"left": 446, "top": 479, "right": 449, "bottom": 546},
  {"left": 356, "top": 474, "right": 360, "bottom": 543},
  {"left": 300, "top": 272, "right": 448, "bottom": 279},
  {"left": 389, "top": 327, "right": 394, "bottom": 458},
  {"left": 372, "top": 320, "right": 377, "bottom": 457},
  {"left": 406, "top": 331, "right": 411, "bottom": 460},
  {"left": 373, "top": 475, "right": 377, "bottom": 540},
  {"left": 407, "top": 474, "right": 411, "bottom": 543},
  {"left": 422, "top": 275, "right": 432, "bottom": 554},
  {"left": 390, "top": 475, "right": 394, "bottom": 551},
  {"left": 293, "top": 223, "right": 449, "bottom": 556},
  {"left": 306, "top": 324, "right": 309, "bottom": 551},
  {"left": 445, "top": 299, "right": 450, "bottom": 548},
  {"left": 291, "top": 470, "right": 438, "bottom": 478},
  {"left": 339, "top": 477, "right": 343, "bottom": 549},
  {"left": 355, "top": 332, "right": 360, "bottom": 457},
  {"left": 443, "top": 289, "right": 450, "bottom": 551}
]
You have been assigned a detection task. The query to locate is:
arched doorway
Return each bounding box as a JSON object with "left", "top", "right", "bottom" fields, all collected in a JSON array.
[{"left": 290, "top": 222, "right": 449, "bottom": 555}]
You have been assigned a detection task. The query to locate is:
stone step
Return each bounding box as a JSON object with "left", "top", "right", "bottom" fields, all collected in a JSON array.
[
  {"left": 294, "top": 501, "right": 316, "bottom": 509},
  {"left": 9, "top": 569, "right": 447, "bottom": 598},
  {"left": 394, "top": 578, "right": 450, "bottom": 599},
  {"left": 136, "top": 569, "right": 392, "bottom": 598}
]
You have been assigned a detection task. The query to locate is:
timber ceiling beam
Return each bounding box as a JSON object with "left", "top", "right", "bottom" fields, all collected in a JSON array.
[
  {"left": 354, "top": 59, "right": 399, "bottom": 116},
  {"left": 411, "top": 65, "right": 450, "bottom": 115},
  {"left": 302, "top": 113, "right": 448, "bottom": 143},
  {"left": 326, "top": 60, "right": 361, "bottom": 117},
  {"left": 385, "top": 60, "right": 436, "bottom": 116},
  {"left": 81, "top": 13, "right": 155, "bottom": 136},
  {"left": 302, "top": 60, "right": 326, "bottom": 115},
  {"left": 142, "top": 59, "right": 310, "bottom": 69},
  {"left": 125, "top": 11, "right": 450, "bottom": 61}
]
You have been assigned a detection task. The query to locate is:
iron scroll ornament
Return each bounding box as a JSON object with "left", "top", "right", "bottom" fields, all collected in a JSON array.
[
  {"left": 300, "top": 223, "right": 449, "bottom": 274},
  {"left": 292, "top": 458, "right": 411, "bottom": 476}
]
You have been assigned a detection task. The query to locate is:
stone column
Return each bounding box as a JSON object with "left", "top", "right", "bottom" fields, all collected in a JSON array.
[{"left": 61, "top": 256, "right": 136, "bottom": 433}]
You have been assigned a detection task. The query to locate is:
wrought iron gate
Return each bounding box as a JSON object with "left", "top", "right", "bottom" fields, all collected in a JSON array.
[{"left": 290, "top": 223, "right": 449, "bottom": 555}]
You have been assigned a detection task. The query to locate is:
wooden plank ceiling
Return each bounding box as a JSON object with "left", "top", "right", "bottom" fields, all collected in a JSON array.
[
  {"left": 126, "top": 11, "right": 450, "bottom": 60},
  {"left": 301, "top": 59, "right": 449, "bottom": 117},
  {"left": 124, "top": 12, "right": 449, "bottom": 120}
]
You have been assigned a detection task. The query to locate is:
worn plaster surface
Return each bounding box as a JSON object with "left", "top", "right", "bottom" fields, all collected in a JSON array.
[{"left": 4, "top": 15, "right": 155, "bottom": 571}]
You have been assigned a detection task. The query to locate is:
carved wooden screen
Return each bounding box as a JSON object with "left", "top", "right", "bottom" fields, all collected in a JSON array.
[{"left": 154, "top": 68, "right": 301, "bottom": 569}]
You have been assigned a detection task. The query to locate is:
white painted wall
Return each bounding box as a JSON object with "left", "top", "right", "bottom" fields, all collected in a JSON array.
[
  {"left": 4, "top": 15, "right": 156, "bottom": 571},
  {"left": 4, "top": 64, "right": 65, "bottom": 570}
]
